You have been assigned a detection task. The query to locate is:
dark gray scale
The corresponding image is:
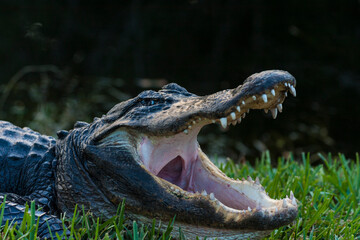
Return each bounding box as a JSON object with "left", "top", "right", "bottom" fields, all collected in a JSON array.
[{"left": 0, "top": 121, "right": 67, "bottom": 238}]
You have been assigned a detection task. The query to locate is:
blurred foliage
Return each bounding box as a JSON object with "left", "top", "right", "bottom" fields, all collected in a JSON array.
[{"left": 0, "top": 0, "right": 359, "bottom": 160}]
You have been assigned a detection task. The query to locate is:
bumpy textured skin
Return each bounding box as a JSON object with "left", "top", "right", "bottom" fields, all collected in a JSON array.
[
  {"left": 0, "top": 70, "right": 297, "bottom": 239},
  {"left": 0, "top": 121, "right": 66, "bottom": 238}
]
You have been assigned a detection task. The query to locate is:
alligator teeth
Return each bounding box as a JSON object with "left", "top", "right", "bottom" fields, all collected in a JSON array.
[
  {"left": 230, "top": 112, "right": 236, "bottom": 120},
  {"left": 242, "top": 113, "right": 246, "bottom": 118},
  {"left": 247, "top": 109, "right": 250, "bottom": 113},
  {"left": 264, "top": 109, "right": 269, "bottom": 114},
  {"left": 210, "top": 193, "right": 215, "bottom": 200},
  {"left": 201, "top": 190, "right": 208, "bottom": 196},
  {"left": 252, "top": 96, "right": 256, "bottom": 100},
  {"left": 271, "top": 89, "right": 276, "bottom": 96},
  {"left": 212, "top": 120, "right": 216, "bottom": 123},
  {"left": 285, "top": 82, "right": 288, "bottom": 87},
  {"left": 271, "top": 108, "right": 278, "bottom": 119},
  {"left": 262, "top": 94, "right": 268, "bottom": 103},
  {"left": 242, "top": 101, "right": 245, "bottom": 105},
  {"left": 275, "top": 207, "right": 278, "bottom": 213},
  {"left": 282, "top": 199, "right": 288, "bottom": 208},
  {"left": 248, "top": 207, "right": 252, "bottom": 211},
  {"left": 289, "top": 85, "right": 296, "bottom": 97},
  {"left": 255, "top": 177, "right": 260, "bottom": 185},
  {"left": 192, "top": 120, "right": 196, "bottom": 124},
  {"left": 184, "top": 129, "right": 188, "bottom": 134},
  {"left": 220, "top": 118, "right": 227, "bottom": 129},
  {"left": 247, "top": 176, "right": 253, "bottom": 182},
  {"left": 188, "top": 125, "right": 192, "bottom": 129},
  {"left": 237, "top": 117, "right": 242, "bottom": 123},
  {"left": 236, "top": 106, "right": 241, "bottom": 112},
  {"left": 290, "top": 191, "right": 294, "bottom": 200},
  {"left": 277, "top": 103, "right": 283, "bottom": 112},
  {"left": 285, "top": 92, "right": 288, "bottom": 97}
]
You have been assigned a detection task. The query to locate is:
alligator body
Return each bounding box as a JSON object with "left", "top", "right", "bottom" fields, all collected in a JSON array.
[{"left": 0, "top": 70, "right": 298, "bottom": 239}]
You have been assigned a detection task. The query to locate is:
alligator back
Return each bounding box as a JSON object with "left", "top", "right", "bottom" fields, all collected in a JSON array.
[{"left": 0, "top": 121, "right": 56, "bottom": 209}]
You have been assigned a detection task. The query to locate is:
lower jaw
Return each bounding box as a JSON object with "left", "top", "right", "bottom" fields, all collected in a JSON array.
[{"left": 128, "top": 212, "right": 271, "bottom": 240}]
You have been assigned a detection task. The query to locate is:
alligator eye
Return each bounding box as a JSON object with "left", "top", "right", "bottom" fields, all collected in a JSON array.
[{"left": 140, "top": 99, "right": 159, "bottom": 106}]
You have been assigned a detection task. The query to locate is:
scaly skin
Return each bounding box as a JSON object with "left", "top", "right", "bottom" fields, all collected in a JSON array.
[{"left": 0, "top": 70, "right": 298, "bottom": 239}]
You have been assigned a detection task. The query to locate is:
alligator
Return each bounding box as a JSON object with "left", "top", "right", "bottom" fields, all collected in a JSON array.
[{"left": 0, "top": 70, "right": 298, "bottom": 239}]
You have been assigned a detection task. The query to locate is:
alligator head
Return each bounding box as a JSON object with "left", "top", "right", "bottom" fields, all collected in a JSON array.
[{"left": 55, "top": 70, "right": 298, "bottom": 239}]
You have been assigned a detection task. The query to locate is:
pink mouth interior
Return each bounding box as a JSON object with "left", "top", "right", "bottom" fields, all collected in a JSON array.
[{"left": 139, "top": 127, "right": 257, "bottom": 210}]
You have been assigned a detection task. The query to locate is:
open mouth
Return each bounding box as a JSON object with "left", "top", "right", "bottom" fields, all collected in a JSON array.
[
  {"left": 97, "top": 71, "right": 298, "bottom": 237},
  {"left": 138, "top": 80, "right": 297, "bottom": 213}
]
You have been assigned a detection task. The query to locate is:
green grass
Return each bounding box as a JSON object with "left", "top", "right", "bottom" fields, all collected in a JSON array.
[{"left": 1, "top": 152, "right": 360, "bottom": 239}]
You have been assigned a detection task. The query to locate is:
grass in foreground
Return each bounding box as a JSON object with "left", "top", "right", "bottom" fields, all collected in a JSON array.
[{"left": 1, "top": 152, "right": 360, "bottom": 239}]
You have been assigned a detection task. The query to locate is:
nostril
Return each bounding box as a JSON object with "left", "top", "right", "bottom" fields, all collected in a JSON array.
[{"left": 157, "top": 156, "right": 183, "bottom": 186}]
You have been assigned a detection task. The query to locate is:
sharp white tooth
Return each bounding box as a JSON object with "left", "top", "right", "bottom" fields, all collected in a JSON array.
[
  {"left": 248, "top": 207, "right": 252, "bottom": 211},
  {"left": 198, "top": 118, "right": 202, "bottom": 121},
  {"left": 247, "top": 109, "right": 250, "bottom": 113},
  {"left": 261, "top": 94, "right": 268, "bottom": 103},
  {"left": 170, "top": 186, "right": 174, "bottom": 190},
  {"left": 252, "top": 96, "right": 256, "bottom": 100},
  {"left": 292, "top": 197, "right": 297, "bottom": 206},
  {"left": 277, "top": 103, "right": 283, "bottom": 112},
  {"left": 290, "top": 191, "right": 294, "bottom": 200},
  {"left": 201, "top": 190, "right": 207, "bottom": 196},
  {"left": 242, "top": 113, "right": 246, "bottom": 118},
  {"left": 220, "top": 118, "right": 227, "bottom": 129},
  {"left": 230, "top": 112, "right": 236, "bottom": 120},
  {"left": 188, "top": 125, "right": 192, "bottom": 129},
  {"left": 184, "top": 129, "right": 188, "bottom": 134},
  {"left": 285, "top": 92, "right": 288, "bottom": 97},
  {"left": 289, "top": 86, "right": 296, "bottom": 97},
  {"left": 231, "top": 121, "right": 236, "bottom": 126},
  {"left": 247, "top": 176, "right": 253, "bottom": 182},
  {"left": 212, "top": 120, "right": 216, "bottom": 123},
  {"left": 271, "top": 89, "right": 276, "bottom": 96},
  {"left": 175, "top": 189, "right": 179, "bottom": 193},
  {"left": 256, "top": 202, "right": 262, "bottom": 210},
  {"left": 275, "top": 207, "right": 278, "bottom": 213},
  {"left": 192, "top": 121, "right": 196, "bottom": 124},
  {"left": 210, "top": 193, "right": 215, "bottom": 200},
  {"left": 236, "top": 106, "right": 241, "bottom": 112},
  {"left": 255, "top": 177, "right": 260, "bottom": 185},
  {"left": 282, "top": 199, "right": 288, "bottom": 208},
  {"left": 242, "top": 101, "right": 245, "bottom": 105},
  {"left": 264, "top": 109, "right": 268, "bottom": 114},
  {"left": 285, "top": 82, "right": 288, "bottom": 87},
  {"left": 271, "top": 108, "right": 278, "bottom": 119},
  {"left": 237, "top": 117, "right": 242, "bottom": 123}
]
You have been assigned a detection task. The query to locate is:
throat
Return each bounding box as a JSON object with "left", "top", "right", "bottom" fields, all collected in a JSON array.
[{"left": 157, "top": 156, "right": 184, "bottom": 186}]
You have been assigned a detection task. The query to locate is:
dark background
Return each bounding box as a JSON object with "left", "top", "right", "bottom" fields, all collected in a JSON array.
[{"left": 0, "top": 0, "right": 359, "bottom": 161}]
